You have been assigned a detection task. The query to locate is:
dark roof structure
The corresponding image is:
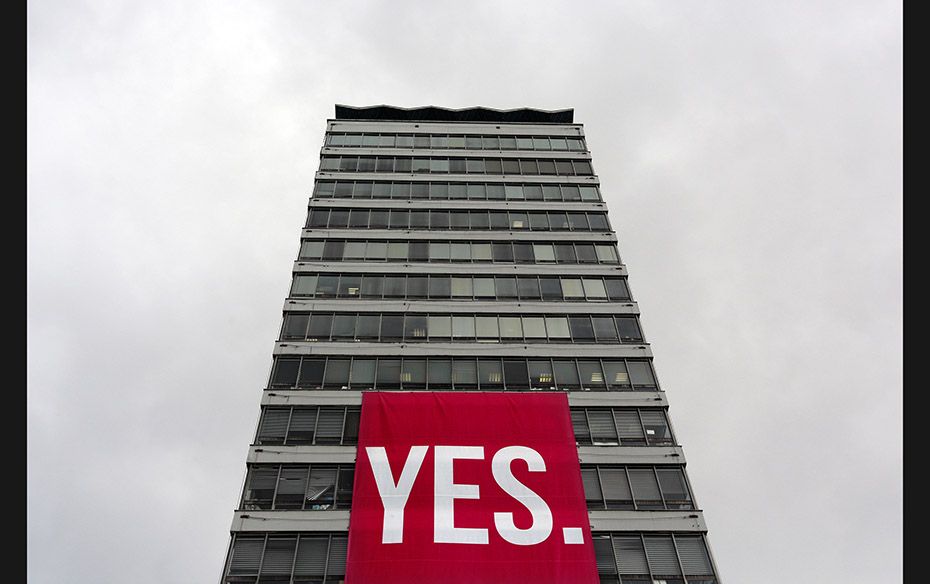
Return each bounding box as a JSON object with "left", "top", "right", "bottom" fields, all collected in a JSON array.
[{"left": 334, "top": 104, "right": 574, "bottom": 124}]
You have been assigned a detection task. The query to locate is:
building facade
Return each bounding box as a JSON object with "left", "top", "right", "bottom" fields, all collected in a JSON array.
[{"left": 220, "top": 105, "right": 720, "bottom": 583}]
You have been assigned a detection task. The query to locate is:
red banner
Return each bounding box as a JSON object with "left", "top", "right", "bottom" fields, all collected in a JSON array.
[{"left": 345, "top": 392, "right": 598, "bottom": 584}]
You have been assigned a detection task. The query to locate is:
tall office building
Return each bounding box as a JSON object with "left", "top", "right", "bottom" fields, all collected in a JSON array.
[{"left": 221, "top": 105, "right": 720, "bottom": 584}]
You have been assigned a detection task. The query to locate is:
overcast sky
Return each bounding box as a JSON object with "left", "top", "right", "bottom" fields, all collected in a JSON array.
[{"left": 27, "top": 1, "right": 901, "bottom": 582}]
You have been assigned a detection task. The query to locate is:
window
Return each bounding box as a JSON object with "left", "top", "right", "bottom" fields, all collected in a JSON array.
[{"left": 269, "top": 357, "right": 659, "bottom": 392}]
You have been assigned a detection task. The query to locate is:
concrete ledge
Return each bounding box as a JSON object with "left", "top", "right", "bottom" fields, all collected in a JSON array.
[{"left": 588, "top": 510, "right": 706, "bottom": 532}]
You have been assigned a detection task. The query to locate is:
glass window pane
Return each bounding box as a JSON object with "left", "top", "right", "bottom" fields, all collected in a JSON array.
[
  {"left": 488, "top": 184, "right": 507, "bottom": 200},
  {"left": 380, "top": 315, "right": 404, "bottom": 340},
  {"left": 628, "top": 362, "right": 657, "bottom": 388},
  {"left": 407, "top": 276, "right": 428, "bottom": 297},
  {"left": 308, "top": 314, "right": 333, "bottom": 340},
  {"left": 539, "top": 277, "right": 562, "bottom": 300},
  {"left": 538, "top": 160, "right": 556, "bottom": 175},
  {"left": 429, "top": 276, "right": 451, "bottom": 298},
  {"left": 430, "top": 242, "right": 450, "bottom": 261},
  {"left": 452, "top": 359, "right": 477, "bottom": 387},
  {"left": 282, "top": 314, "right": 309, "bottom": 339},
  {"left": 574, "top": 161, "right": 593, "bottom": 175},
  {"left": 349, "top": 359, "right": 375, "bottom": 389},
  {"left": 524, "top": 185, "right": 543, "bottom": 200},
  {"left": 580, "top": 186, "right": 600, "bottom": 201},
  {"left": 510, "top": 213, "right": 528, "bottom": 230},
  {"left": 603, "top": 361, "right": 630, "bottom": 388},
  {"left": 562, "top": 278, "right": 584, "bottom": 299},
  {"left": 410, "top": 210, "right": 429, "bottom": 228},
  {"left": 271, "top": 358, "right": 300, "bottom": 386},
  {"left": 466, "top": 183, "right": 486, "bottom": 199},
  {"left": 476, "top": 316, "right": 499, "bottom": 341},
  {"left": 519, "top": 159, "right": 538, "bottom": 174},
  {"left": 555, "top": 244, "right": 576, "bottom": 263},
  {"left": 593, "top": 317, "right": 619, "bottom": 342},
  {"left": 550, "top": 213, "right": 570, "bottom": 231},
  {"left": 485, "top": 159, "right": 502, "bottom": 174},
  {"left": 499, "top": 136, "right": 517, "bottom": 149},
  {"left": 657, "top": 469, "right": 692, "bottom": 508},
  {"left": 404, "top": 314, "right": 427, "bottom": 343},
  {"left": 300, "top": 240, "right": 324, "bottom": 260},
  {"left": 605, "top": 279, "right": 630, "bottom": 301},
  {"left": 529, "top": 360, "right": 555, "bottom": 389},
  {"left": 553, "top": 360, "right": 579, "bottom": 389},
  {"left": 503, "top": 359, "right": 529, "bottom": 389},
  {"left": 451, "top": 242, "right": 471, "bottom": 261},
  {"left": 466, "top": 159, "right": 485, "bottom": 173},
  {"left": 472, "top": 243, "right": 492, "bottom": 261},
  {"left": 430, "top": 183, "right": 449, "bottom": 199},
  {"left": 452, "top": 316, "right": 475, "bottom": 339},
  {"left": 412, "top": 184, "right": 430, "bottom": 200},
  {"left": 576, "top": 244, "right": 598, "bottom": 263},
  {"left": 568, "top": 212, "right": 589, "bottom": 230},
  {"left": 542, "top": 185, "right": 561, "bottom": 200},
  {"left": 513, "top": 243, "right": 534, "bottom": 263},
  {"left": 366, "top": 241, "right": 387, "bottom": 260},
  {"left": 316, "top": 275, "right": 338, "bottom": 297},
  {"left": 356, "top": 315, "right": 380, "bottom": 339},
  {"left": 490, "top": 212, "right": 509, "bottom": 230},
  {"left": 596, "top": 245, "right": 619, "bottom": 263},
  {"left": 534, "top": 244, "right": 556, "bottom": 262},
  {"left": 505, "top": 185, "right": 524, "bottom": 200},
  {"left": 448, "top": 136, "right": 465, "bottom": 148},
  {"left": 344, "top": 241, "right": 366, "bottom": 259},
  {"left": 470, "top": 211, "right": 490, "bottom": 229},
  {"left": 450, "top": 211, "right": 469, "bottom": 229},
  {"left": 376, "top": 359, "right": 401, "bottom": 388},
  {"left": 529, "top": 213, "right": 549, "bottom": 230},
  {"left": 428, "top": 360, "right": 453, "bottom": 387},
  {"left": 492, "top": 243, "right": 513, "bottom": 262},
  {"left": 329, "top": 210, "right": 349, "bottom": 228},
  {"left": 431, "top": 211, "right": 450, "bottom": 229},
  {"left": 569, "top": 317, "right": 596, "bottom": 342},
  {"left": 578, "top": 362, "right": 606, "bottom": 389},
  {"left": 555, "top": 160, "right": 573, "bottom": 176},
  {"left": 428, "top": 315, "right": 452, "bottom": 339},
  {"left": 583, "top": 279, "right": 608, "bottom": 300},
  {"left": 517, "top": 277, "right": 541, "bottom": 300},
  {"left": 383, "top": 276, "right": 405, "bottom": 298},
  {"left": 338, "top": 275, "right": 361, "bottom": 297},
  {"left": 451, "top": 277, "right": 473, "bottom": 298},
  {"left": 331, "top": 315, "right": 356, "bottom": 339},
  {"left": 308, "top": 208, "right": 329, "bottom": 228},
  {"left": 545, "top": 317, "right": 570, "bottom": 339},
  {"left": 562, "top": 185, "right": 581, "bottom": 201},
  {"left": 523, "top": 317, "right": 546, "bottom": 339},
  {"left": 389, "top": 209, "right": 409, "bottom": 228},
  {"left": 474, "top": 277, "right": 495, "bottom": 298},
  {"left": 401, "top": 359, "right": 426, "bottom": 387},
  {"left": 322, "top": 241, "right": 345, "bottom": 260},
  {"left": 323, "top": 359, "right": 350, "bottom": 388},
  {"left": 588, "top": 214, "right": 609, "bottom": 231},
  {"left": 616, "top": 317, "right": 643, "bottom": 341},
  {"left": 502, "top": 159, "right": 521, "bottom": 174},
  {"left": 495, "top": 277, "right": 517, "bottom": 299},
  {"left": 291, "top": 275, "right": 318, "bottom": 296},
  {"left": 499, "top": 316, "right": 523, "bottom": 340},
  {"left": 478, "top": 359, "right": 503, "bottom": 388},
  {"left": 387, "top": 242, "right": 408, "bottom": 260},
  {"left": 298, "top": 358, "right": 325, "bottom": 388}
]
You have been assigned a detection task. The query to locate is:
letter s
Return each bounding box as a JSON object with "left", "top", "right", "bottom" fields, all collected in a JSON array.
[{"left": 492, "top": 446, "right": 553, "bottom": 545}]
